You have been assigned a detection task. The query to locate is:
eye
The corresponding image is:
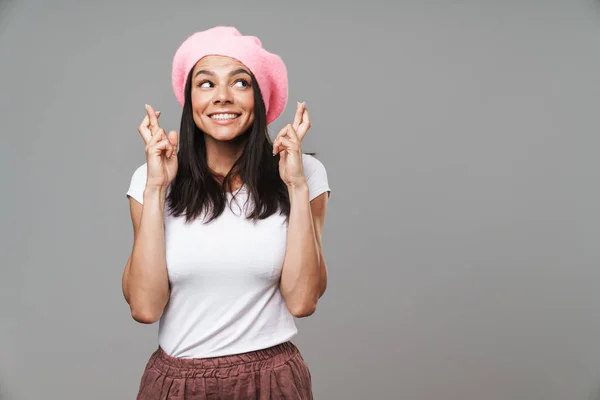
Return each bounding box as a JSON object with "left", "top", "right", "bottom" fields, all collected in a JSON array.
[
  {"left": 234, "top": 79, "right": 250, "bottom": 88},
  {"left": 197, "top": 80, "right": 212, "bottom": 88}
]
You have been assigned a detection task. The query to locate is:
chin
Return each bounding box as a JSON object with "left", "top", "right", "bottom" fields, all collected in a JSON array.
[
  {"left": 201, "top": 123, "right": 250, "bottom": 141},
  {"left": 197, "top": 116, "right": 253, "bottom": 142},
  {"left": 206, "top": 130, "right": 246, "bottom": 142}
]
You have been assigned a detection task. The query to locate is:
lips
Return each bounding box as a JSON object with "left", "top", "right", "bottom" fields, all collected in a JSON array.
[{"left": 208, "top": 112, "right": 241, "bottom": 121}]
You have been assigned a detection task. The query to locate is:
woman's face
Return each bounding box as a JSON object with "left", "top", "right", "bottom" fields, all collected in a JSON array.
[{"left": 190, "top": 55, "right": 255, "bottom": 142}]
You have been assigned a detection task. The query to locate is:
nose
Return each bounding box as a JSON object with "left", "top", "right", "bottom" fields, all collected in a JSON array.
[{"left": 212, "top": 85, "right": 233, "bottom": 105}]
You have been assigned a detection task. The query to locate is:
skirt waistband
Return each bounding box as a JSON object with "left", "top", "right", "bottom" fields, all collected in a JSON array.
[{"left": 147, "top": 342, "right": 300, "bottom": 379}]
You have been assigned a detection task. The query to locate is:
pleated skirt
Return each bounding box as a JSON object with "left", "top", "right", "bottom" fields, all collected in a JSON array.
[{"left": 136, "top": 341, "right": 313, "bottom": 400}]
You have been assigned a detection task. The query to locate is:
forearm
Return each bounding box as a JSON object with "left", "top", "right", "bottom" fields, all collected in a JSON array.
[
  {"left": 280, "top": 182, "right": 321, "bottom": 317},
  {"left": 126, "top": 187, "right": 170, "bottom": 322}
]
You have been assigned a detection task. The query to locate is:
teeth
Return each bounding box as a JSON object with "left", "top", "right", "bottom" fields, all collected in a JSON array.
[{"left": 210, "top": 113, "right": 239, "bottom": 120}]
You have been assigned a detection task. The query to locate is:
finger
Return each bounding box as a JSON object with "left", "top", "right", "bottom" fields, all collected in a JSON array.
[
  {"left": 138, "top": 114, "right": 152, "bottom": 143},
  {"left": 297, "top": 107, "right": 311, "bottom": 140},
  {"left": 273, "top": 124, "right": 299, "bottom": 154},
  {"left": 273, "top": 141, "right": 285, "bottom": 156},
  {"left": 149, "top": 136, "right": 172, "bottom": 157},
  {"left": 273, "top": 136, "right": 299, "bottom": 156},
  {"left": 273, "top": 129, "right": 288, "bottom": 154},
  {"left": 273, "top": 125, "right": 299, "bottom": 153},
  {"left": 292, "top": 101, "right": 304, "bottom": 131},
  {"left": 153, "top": 143, "right": 171, "bottom": 159},
  {"left": 145, "top": 104, "right": 161, "bottom": 134},
  {"left": 274, "top": 124, "right": 291, "bottom": 140},
  {"left": 166, "top": 140, "right": 175, "bottom": 159},
  {"left": 273, "top": 125, "right": 287, "bottom": 154},
  {"left": 284, "top": 123, "right": 300, "bottom": 143},
  {"left": 276, "top": 124, "right": 299, "bottom": 142},
  {"left": 167, "top": 130, "right": 178, "bottom": 158},
  {"left": 279, "top": 148, "right": 287, "bottom": 163},
  {"left": 139, "top": 111, "right": 161, "bottom": 135},
  {"left": 167, "top": 130, "right": 178, "bottom": 147},
  {"left": 163, "top": 139, "right": 175, "bottom": 159},
  {"left": 146, "top": 127, "right": 165, "bottom": 151},
  {"left": 272, "top": 135, "right": 282, "bottom": 155}
]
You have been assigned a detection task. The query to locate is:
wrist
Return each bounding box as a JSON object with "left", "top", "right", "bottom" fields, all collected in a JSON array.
[
  {"left": 287, "top": 180, "right": 309, "bottom": 199},
  {"left": 143, "top": 185, "right": 168, "bottom": 202}
]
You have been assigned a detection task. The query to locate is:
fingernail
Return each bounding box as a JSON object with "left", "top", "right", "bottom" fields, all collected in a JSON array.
[{"left": 145, "top": 104, "right": 149, "bottom": 110}]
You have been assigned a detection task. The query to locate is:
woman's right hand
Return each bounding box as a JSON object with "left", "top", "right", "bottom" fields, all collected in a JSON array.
[{"left": 137, "top": 104, "right": 179, "bottom": 189}]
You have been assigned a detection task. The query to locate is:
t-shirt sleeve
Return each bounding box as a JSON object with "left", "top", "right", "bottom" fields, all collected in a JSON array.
[
  {"left": 126, "top": 163, "right": 148, "bottom": 205},
  {"left": 302, "top": 154, "right": 331, "bottom": 201}
]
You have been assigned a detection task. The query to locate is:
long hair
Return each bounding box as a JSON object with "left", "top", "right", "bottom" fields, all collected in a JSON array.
[{"left": 166, "top": 69, "right": 291, "bottom": 224}]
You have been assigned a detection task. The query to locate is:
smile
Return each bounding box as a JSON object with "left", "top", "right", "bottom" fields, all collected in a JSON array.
[{"left": 209, "top": 113, "right": 241, "bottom": 121}]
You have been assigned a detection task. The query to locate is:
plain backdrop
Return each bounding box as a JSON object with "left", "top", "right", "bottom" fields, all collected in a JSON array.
[{"left": 1, "top": 0, "right": 600, "bottom": 399}]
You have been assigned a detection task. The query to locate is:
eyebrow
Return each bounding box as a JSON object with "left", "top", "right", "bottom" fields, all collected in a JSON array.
[{"left": 194, "top": 68, "right": 251, "bottom": 78}]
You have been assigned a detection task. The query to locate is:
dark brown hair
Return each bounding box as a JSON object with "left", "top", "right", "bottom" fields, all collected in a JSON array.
[{"left": 166, "top": 69, "right": 291, "bottom": 224}]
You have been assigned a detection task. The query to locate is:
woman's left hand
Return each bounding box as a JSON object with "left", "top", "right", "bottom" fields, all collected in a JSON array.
[{"left": 273, "top": 102, "right": 311, "bottom": 188}]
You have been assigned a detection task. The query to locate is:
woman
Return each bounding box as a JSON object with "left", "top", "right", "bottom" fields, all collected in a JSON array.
[{"left": 122, "top": 26, "right": 331, "bottom": 399}]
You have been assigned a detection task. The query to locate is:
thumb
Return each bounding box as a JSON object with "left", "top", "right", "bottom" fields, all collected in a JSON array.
[{"left": 167, "top": 130, "right": 178, "bottom": 148}]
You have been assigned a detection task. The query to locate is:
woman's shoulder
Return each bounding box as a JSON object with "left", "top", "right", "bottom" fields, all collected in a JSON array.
[
  {"left": 301, "top": 153, "right": 331, "bottom": 200},
  {"left": 126, "top": 163, "right": 148, "bottom": 204},
  {"left": 301, "top": 153, "right": 327, "bottom": 175},
  {"left": 130, "top": 163, "right": 148, "bottom": 184}
]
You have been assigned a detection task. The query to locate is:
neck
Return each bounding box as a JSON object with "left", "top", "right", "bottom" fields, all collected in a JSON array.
[{"left": 204, "top": 134, "right": 246, "bottom": 189}]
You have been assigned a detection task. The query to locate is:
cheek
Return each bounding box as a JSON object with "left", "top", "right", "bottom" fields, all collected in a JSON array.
[
  {"left": 191, "top": 90, "right": 210, "bottom": 111},
  {"left": 241, "top": 93, "right": 255, "bottom": 115},
  {"left": 244, "top": 100, "right": 255, "bottom": 124}
]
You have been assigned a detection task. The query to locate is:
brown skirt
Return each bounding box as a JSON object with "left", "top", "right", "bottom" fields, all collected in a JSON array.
[{"left": 136, "top": 341, "right": 313, "bottom": 400}]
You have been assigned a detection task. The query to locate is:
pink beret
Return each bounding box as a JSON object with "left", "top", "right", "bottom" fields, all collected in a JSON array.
[{"left": 171, "top": 26, "right": 288, "bottom": 125}]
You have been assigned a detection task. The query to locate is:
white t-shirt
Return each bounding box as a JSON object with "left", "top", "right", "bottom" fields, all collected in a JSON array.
[{"left": 126, "top": 153, "right": 331, "bottom": 358}]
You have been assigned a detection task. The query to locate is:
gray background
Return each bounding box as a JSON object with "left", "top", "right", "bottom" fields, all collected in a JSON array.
[{"left": 1, "top": 0, "right": 599, "bottom": 399}]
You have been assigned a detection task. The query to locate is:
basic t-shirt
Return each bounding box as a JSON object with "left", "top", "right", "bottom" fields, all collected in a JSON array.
[{"left": 126, "top": 153, "right": 331, "bottom": 358}]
